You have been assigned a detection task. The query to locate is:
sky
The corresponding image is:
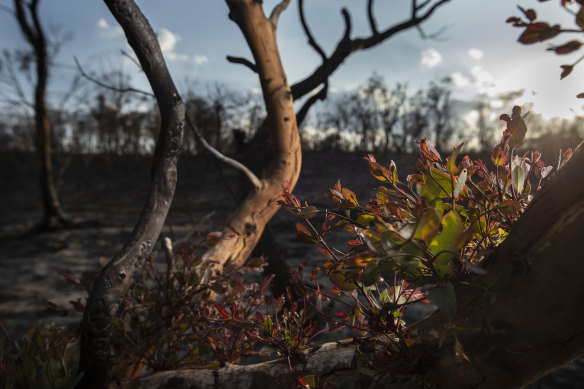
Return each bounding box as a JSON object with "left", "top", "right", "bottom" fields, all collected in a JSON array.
[{"left": 0, "top": 0, "right": 583, "bottom": 122}]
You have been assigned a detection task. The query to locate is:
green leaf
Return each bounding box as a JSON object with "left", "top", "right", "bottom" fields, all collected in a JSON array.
[
  {"left": 453, "top": 168, "right": 467, "bottom": 199},
  {"left": 424, "top": 167, "right": 453, "bottom": 198},
  {"left": 381, "top": 230, "right": 406, "bottom": 251},
  {"left": 389, "top": 160, "right": 399, "bottom": 184},
  {"left": 356, "top": 213, "right": 375, "bottom": 228},
  {"left": 430, "top": 199, "right": 444, "bottom": 219},
  {"left": 511, "top": 156, "right": 529, "bottom": 193},
  {"left": 427, "top": 283, "right": 457, "bottom": 319},
  {"left": 361, "top": 261, "right": 381, "bottom": 286},
  {"left": 328, "top": 263, "right": 358, "bottom": 291},
  {"left": 429, "top": 211, "right": 465, "bottom": 278},
  {"left": 264, "top": 317, "right": 273, "bottom": 335},
  {"left": 413, "top": 208, "right": 440, "bottom": 244},
  {"left": 447, "top": 142, "right": 464, "bottom": 175}
]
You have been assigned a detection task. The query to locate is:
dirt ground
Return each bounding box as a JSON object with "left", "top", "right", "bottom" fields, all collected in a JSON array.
[
  {"left": 0, "top": 151, "right": 416, "bottom": 336},
  {"left": 1, "top": 150, "right": 582, "bottom": 387}
]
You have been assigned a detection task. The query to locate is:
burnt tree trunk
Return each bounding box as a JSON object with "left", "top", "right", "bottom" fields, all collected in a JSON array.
[
  {"left": 14, "top": 0, "right": 69, "bottom": 231},
  {"left": 76, "top": 1, "right": 185, "bottom": 388}
]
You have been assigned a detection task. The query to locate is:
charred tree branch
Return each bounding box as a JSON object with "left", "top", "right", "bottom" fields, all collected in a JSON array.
[
  {"left": 226, "top": 55, "right": 258, "bottom": 73},
  {"left": 74, "top": 56, "right": 154, "bottom": 97},
  {"left": 367, "top": 0, "right": 379, "bottom": 35},
  {"left": 290, "top": 0, "right": 450, "bottom": 101}
]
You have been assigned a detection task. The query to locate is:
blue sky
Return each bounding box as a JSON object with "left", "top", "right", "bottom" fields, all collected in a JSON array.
[{"left": 0, "top": 0, "right": 582, "bottom": 121}]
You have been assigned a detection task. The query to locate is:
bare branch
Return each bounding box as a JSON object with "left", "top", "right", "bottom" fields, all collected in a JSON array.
[
  {"left": 294, "top": 0, "right": 329, "bottom": 124},
  {"left": 290, "top": 0, "right": 451, "bottom": 102},
  {"left": 298, "top": 0, "right": 327, "bottom": 61},
  {"left": 0, "top": 4, "right": 14, "bottom": 15},
  {"left": 185, "top": 114, "right": 262, "bottom": 190},
  {"left": 74, "top": 56, "right": 154, "bottom": 97},
  {"left": 416, "top": 24, "right": 449, "bottom": 40},
  {"left": 269, "top": 0, "right": 291, "bottom": 29},
  {"left": 367, "top": 0, "right": 379, "bottom": 35},
  {"left": 226, "top": 55, "right": 258, "bottom": 73},
  {"left": 121, "top": 49, "right": 142, "bottom": 69},
  {"left": 296, "top": 84, "right": 327, "bottom": 126}
]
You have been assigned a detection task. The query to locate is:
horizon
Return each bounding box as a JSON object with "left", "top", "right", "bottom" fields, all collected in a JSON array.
[{"left": 0, "top": 1, "right": 583, "bottom": 129}]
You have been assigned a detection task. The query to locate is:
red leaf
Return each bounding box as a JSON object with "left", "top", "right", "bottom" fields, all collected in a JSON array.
[
  {"left": 518, "top": 23, "right": 560, "bottom": 44},
  {"left": 525, "top": 8, "right": 537, "bottom": 21},
  {"left": 296, "top": 222, "right": 318, "bottom": 244},
  {"left": 506, "top": 17, "right": 521, "bottom": 24},
  {"left": 214, "top": 304, "right": 231, "bottom": 319},
  {"left": 560, "top": 65, "right": 574, "bottom": 79},
  {"left": 548, "top": 40, "right": 582, "bottom": 55},
  {"left": 63, "top": 273, "right": 80, "bottom": 285},
  {"left": 316, "top": 247, "right": 333, "bottom": 259},
  {"left": 491, "top": 144, "right": 509, "bottom": 166},
  {"left": 578, "top": 6, "right": 584, "bottom": 30}
]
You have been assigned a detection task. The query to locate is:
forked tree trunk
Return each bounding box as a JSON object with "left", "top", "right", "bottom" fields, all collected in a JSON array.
[
  {"left": 14, "top": 0, "right": 69, "bottom": 231},
  {"left": 196, "top": 0, "right": 301, "bottom": 281},
  {"left": 118, "top": 142, "right": 584, "bottom": 389}
]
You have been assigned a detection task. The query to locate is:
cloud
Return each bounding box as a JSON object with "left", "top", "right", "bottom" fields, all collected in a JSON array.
[
  {"left": 468, "top": 48, "right": 484, "bottom": 60},
  {"left": 158, "top": 28, "right": 188, "bottom": 61},
  {"left": 470, "top": 66, "right": 495, "bottom": 91},
  {"left": 193, "top": 54, "right": 209, "bottom": 65},
  {"left": 420, "top": 48, "right": 443, "bottom": 68},
  {"left": 450, "top": 72, "right": 471, "bottom": 88},
  {"left": 96, "top": 18, "right": 124, "bottom": 38}
]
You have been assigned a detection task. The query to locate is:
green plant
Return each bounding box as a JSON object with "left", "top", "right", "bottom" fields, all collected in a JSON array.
[
  {"left": 279, "top": 106, "right": 569, "bottom": 369},
  {"left": 0, "top": 322, "right": 82, "bottom": 389},
  {"left": 2, "top": 106, "right": 573, "bottom": 388}
]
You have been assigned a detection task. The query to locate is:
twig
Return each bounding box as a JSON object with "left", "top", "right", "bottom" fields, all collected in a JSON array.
[
  {"left": 162, "top": 236, "right": 173, "bottom": 281},
  {"left": 185, "top": 114, "right": 262, "bottom": 190},
  {"left": 294, "top": 0, "right": 329, "bottom": 125},
  {"left": 74, "top": 56, "right": 154, "bottom": 97},
  {"left": 269, "top": 0, "right": 291, "bottom": 29},
  {"left": 226, "top": 55, "right": 258, "bottom": 73},
  {"left": 367, "top": 0, "right": 379, "bottom": 35},
  {"left": 0, "top": 321, "right": 19, "bottom": 351}
]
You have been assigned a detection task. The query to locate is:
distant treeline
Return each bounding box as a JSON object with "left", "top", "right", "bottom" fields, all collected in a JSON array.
[{"left": 0, "top": 74, "right": 581, "bottom": 156}]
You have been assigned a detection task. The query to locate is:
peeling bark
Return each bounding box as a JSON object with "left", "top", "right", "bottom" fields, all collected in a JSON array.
[
  {"left": 197, "top": 0, "right": 302, "bottom": 281},
  {"left": 76, "top": 1, "right": 184, "bottom": 388},
  {"left": 117, "top": 144, "right": 584, "bottom": 388}
]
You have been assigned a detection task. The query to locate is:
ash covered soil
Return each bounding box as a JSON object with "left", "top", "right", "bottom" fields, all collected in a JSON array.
[
  {"left": 0, "top": 151, "right": 417, "bottom": 337},
  {"left": 1, "top": 151, "right": 582, "bottom": 388}
]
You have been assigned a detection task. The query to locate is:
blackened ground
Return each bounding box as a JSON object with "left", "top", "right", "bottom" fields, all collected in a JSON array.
[{"left": 0, "top": 150, "right": 581, "bottom": 388}]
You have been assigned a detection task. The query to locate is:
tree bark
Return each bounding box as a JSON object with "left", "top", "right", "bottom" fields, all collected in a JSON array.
[
  {"left": 117, "top": 143, "right": 584, "bottom": 388},
  {"left": 14, "top": 0, "right": 69, "bottom": 230},
  {"left": 196, "top": 0, "right": 301, "bottom": 281},
  {"left": 76, "top": 1, "right": 184, "bottom": 388}
]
